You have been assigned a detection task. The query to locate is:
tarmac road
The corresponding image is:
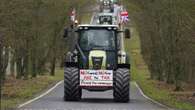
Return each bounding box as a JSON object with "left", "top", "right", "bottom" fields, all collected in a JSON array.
[{"left": 18, "top": 81, "right": 173, "bottom": 110}]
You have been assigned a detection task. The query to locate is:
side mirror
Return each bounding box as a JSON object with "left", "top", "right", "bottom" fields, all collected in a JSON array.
[
  {"left": 125, "top": 29, "right": 131, "bottom": 39},
  {"left": 63, "top": 28, "right": 68, "bottom": 38}
]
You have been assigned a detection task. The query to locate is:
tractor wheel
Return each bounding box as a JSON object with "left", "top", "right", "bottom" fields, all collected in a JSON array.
[
  {"left": 113, "top": 68, "right": 130, "bottom": 102},
  {"left": 64, "top": 67, "right": 81, "bottom": 101}
]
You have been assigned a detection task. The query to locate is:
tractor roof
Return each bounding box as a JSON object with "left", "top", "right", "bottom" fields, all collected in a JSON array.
[
  {"left": 77, "top": 24, "right": 119, "bottom": 29},
  {"left": 98, "top": 12, "right": 114, "bottom": 16}
]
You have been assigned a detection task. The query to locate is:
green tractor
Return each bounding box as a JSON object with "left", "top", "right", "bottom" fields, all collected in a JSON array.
[
  {"left": 97, "top": 12, "right": 116, "bottom": 25},
  {"left": 63, "top": 24, "right": 131, "bottom": 102},
  {"left": 99, "top": 0, "right": 114, "bottom": 13}
]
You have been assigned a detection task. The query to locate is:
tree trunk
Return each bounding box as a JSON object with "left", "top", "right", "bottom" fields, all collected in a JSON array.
[
  {"left": 50, "top": 57, "right": 56, "bottom": 76},
  {"left": 0, "top": 38, "right": 3, "bottom": 109},
  {"left": 2, "top": 47, "right": 8, "bottom": 80},
  {"left": 10, "top": 51, "right": 15, "bottom": 77},
  {"left": 31, "top": 56, "right": 37, "bottom": 78},
  {"left": 23, "top": 54, "right": 29, "bottom": 80},
  {"left": 60, "top": 56, "right": 64, "bottom": 68},
  {"left": 16, "top": 57, "right": 22, "bottom": 79}
]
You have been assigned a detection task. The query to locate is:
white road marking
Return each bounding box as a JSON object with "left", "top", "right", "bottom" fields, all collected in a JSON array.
[
  {"left": 17, "top": 79, "right": 173, "bottom": 110},
  {"left": 134, "top": 82, "right": 173, "bottom": 110},
  {"left": 18, "top": 80, "right": 64, "bottom": 108}
]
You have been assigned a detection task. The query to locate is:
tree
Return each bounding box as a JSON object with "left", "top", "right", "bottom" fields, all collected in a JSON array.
[{"left": 124, "top": 0, "right": 195, "bottom": 90}]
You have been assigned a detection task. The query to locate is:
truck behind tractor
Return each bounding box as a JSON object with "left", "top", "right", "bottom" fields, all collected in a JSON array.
[{"left": 63, "top": 25, "right": 131, "bottom": 102}]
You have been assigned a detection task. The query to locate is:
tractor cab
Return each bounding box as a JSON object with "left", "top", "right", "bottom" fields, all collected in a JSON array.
[{"left": 76, "top": 25, "right": 119, "bottom": 70}]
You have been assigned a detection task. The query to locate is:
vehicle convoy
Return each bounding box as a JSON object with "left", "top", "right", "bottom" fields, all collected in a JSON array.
[{"left": 63, "top": 25, "right": 131, "bottom": 102}]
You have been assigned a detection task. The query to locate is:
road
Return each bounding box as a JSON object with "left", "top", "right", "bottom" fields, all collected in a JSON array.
[{"left": 18, "top": 81, "right": 172, "bottom": 110}]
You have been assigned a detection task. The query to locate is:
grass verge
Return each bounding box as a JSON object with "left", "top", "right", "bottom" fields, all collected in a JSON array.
[
  {"left": 1, "top": 69, "right": 64, "bottom": 109},
  {"left": 126, "top": 27, "right": 195, "bottom": 110}
]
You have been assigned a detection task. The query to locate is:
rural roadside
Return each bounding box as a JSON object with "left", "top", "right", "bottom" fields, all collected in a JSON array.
[
  {"left": 126, "top": 27, "right": 195, "bottom": 110},
  {"left": 1, "top": 69, "right": 64, "bottom": 109}
]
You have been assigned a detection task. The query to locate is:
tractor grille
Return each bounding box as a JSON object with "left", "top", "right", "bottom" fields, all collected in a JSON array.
[{"left": 92, "top": 57, "right": 103, "bottom": 70}]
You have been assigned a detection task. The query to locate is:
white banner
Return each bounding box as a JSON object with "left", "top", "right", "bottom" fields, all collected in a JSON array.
[{"left": 80, "top": 70, "right": 113, "bottom": 87}]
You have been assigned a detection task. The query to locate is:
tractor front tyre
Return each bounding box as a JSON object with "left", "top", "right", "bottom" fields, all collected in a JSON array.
[
  {"left": 64, "top": 67, "right": 81, "bottom": 101},
  {"left": 113, "top": 68, "right": 130, "bottom": 102}
]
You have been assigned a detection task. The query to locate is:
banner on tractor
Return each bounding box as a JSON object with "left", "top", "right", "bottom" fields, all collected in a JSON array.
[{"left": 80, "top": 70, "right": 113, "bottom": 87}]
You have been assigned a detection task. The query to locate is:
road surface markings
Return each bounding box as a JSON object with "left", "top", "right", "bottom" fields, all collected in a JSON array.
[
  {"left": 18, "top": 80, "right": 173, "bottom": 110},
  {"left": 18, "top": 80, "right": 64, "bottom": 108},
  {"left": 134, "top": 82, "right": 173, "bottom": 110}
]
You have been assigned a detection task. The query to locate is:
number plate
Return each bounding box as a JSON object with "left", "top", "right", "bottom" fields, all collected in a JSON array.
[{"left": 80, "top": 70, "right": 113, "bottom": 87}]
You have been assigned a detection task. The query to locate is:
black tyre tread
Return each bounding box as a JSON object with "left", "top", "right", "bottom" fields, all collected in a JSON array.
[
  {"left": 64, "top": 67, "right": 81, "bottom": 101},
  {"left": 114, "top": 68, "right": 130, "bottom": 102}
]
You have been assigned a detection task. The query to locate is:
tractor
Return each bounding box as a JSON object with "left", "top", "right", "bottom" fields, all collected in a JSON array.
[
  {"left": 99, "top": 0, "right": 114, "bottom": 13},
  {"left": 97, "top": 13, "right": 117, "bottom": 25},
  {"left": 63, "top": 24, "right": 131, "bottom": 102}
]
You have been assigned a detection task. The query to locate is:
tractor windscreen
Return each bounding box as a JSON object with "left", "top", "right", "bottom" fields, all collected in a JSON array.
[{"left": 79, "top": 29, "right": 115, "bottom": 51}]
